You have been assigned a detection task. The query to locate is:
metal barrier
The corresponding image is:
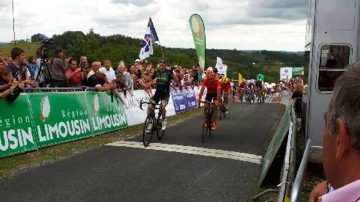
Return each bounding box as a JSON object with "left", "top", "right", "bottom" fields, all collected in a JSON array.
[
  {"left": 277, "top": 105, "right": 297, "bottom": 202},
  {"left": 24, "top": 87, "right": 87, "bottom": 93},
  {"left": 291, "top": 139, "right": 312, "bottom": 202}
]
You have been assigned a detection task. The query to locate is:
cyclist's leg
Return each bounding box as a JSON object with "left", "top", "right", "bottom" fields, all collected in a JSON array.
[
  {"left": 211, "top": 94, "right": 218, "bottom": 130},
  {"left": 148, "top": 94, "right": 159, "bottom": 116},
  {"left": 203, "top": 93, "right": 212, "bottom": 127},
  {"left": 160, "top": 95, "right": 169, "bottom": 130},
  {"left": 224, "top": 91, "right": 229, "bottom": 110}
]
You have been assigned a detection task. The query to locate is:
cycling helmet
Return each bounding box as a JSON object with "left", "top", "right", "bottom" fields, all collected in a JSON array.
[{"left": 220, "top": 75, "right": 228, "bottom": 83}]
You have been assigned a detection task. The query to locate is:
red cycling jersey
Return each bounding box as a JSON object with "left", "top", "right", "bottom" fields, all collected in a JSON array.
[
  {"left": 239, "top": 81, "right": 247, "bottom": 89},
  {"left": 220, "top": 80, "right": 231, "bottom": 93},
  {"left": 201, "top": 78, "right": 221, "bottom": 94}
]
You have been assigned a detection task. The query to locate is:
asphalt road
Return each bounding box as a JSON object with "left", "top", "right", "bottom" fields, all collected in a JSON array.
[{"left": 0, "top": 103, "right": 284, "bottom": 202}]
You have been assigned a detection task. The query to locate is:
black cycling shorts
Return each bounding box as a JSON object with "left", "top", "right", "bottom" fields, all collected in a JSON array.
[
  {"left": 205, "top": 93, "right": 218, "bottom": 102},
  {"left": 150, "top": 91, "right": 169, "bottom": 105}
]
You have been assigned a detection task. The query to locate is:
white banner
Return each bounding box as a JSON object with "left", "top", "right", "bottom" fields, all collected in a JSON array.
[
  {"left": 215, "top": 57, "right": 227, "bottom": 76},
  {"left": 124, "top": 89, "right": 176, "bottom": 126},
  {"left": 280, "top": 67, "right": 292, "bottom": 81}
]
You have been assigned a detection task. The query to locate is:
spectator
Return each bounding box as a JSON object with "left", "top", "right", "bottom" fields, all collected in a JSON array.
[
  {"left": 65, "top": 59, "right": 85, "bottom": 87},
  {"left": 50, "top": 47, "right": 66, "bottom": 87},
  {"left": 7, "top": 47, "right": 27, "bottom": 81},
  {"left": 116, "top": 62, "right": 133, "bottom": 91},
  {"left": 7, "top": 47, "right": 37, "bottom": 87},
  {"left": 291, "top": 79, "right": 304, "bottom": 116},
  {"left": 34, "top": 46, "right": 47, "bottom": 86},
  {"left": 87, "top": 61, "right": 115, "bottom": 92},
  {"left": 79, "top": 55, "right": 89, "bottom": 72},
  {"left": 308, "top": 62, "right": 360, "bottom": 202},
  {"left": 27, "top": 56, "right": 38, "bottom": 80},
  {"left": 0, "top": 69, "right": 24, "bottom": 101},
  {"left": 101, "top": 59, "right": 116, "bottom": 82},
  {"left": 0, "top": 58, "right": 6, "bottom": 71}
]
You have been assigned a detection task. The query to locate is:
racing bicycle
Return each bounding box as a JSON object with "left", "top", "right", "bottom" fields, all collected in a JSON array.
[
  {"left": 199, "top": 100, "right": 217, "bottom": 143},
  {"left": 140, "top": 100, "right": 166, "bottom": 147}
]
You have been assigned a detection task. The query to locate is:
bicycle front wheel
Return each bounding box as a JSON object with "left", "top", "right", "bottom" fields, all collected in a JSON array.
[
  {"left": 156, "top": 120, "right": 165, "bottom": 141},
  {"left": 142, "top": 116, "right": 154, "bottom": 147}
]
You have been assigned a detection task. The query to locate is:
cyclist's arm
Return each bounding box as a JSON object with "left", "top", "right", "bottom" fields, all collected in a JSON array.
[
  {"left": 216, "top": 85, "right": 221, "bottom": 102},
  {"left": 198, "top": 85, "right": 205, "bottom": 99},
  {"left": 143, "top": 77, "right": 156, "bottom": 89}
]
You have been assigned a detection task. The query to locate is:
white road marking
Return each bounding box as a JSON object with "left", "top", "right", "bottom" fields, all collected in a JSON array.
[{"left": 106, "top": 141, "right": 262, "bottom": 165}]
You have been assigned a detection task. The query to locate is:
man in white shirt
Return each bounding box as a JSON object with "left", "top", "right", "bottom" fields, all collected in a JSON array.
[{"left": 100, "top": 59, "right": 116, "bottom": 82}]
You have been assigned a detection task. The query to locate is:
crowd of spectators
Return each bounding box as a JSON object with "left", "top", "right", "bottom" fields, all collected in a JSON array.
[
  {"left": 0, "top": 46, "right": 305, "bottom": 104},
  {"left": 0, "top": 46, "right": 206, "bottom": 102}
]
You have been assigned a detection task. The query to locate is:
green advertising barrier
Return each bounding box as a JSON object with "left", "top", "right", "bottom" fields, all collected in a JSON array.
[
  {"left": 258, "top": 106, "right": 290, "bottom": 187},
  {"left": 0, "top": 94, "right": 38, "bottom": 158},
  {"left": 0, "top": 92, "right": 128, "bottom": 159}
]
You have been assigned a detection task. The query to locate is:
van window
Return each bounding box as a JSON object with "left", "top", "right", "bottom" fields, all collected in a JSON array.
[{"left": 318, "top": 45, "right": 350, "bottom": 91}]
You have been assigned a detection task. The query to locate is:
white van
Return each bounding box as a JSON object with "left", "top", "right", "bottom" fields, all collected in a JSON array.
[{"left": 305, "top": 0, "right": 359, "bottom": 147}]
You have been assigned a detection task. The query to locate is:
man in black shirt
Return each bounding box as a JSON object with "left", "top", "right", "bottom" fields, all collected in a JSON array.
[
  {"left": 147, "top": 59, "right": 179, "bottom": 130},
  {"left": 87, "top": 61, "right": 114, "bottom": 91}
]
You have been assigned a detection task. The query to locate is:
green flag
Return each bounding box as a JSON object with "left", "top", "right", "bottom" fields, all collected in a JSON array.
[
  {"left": 256, "top": 73, "right": 265, "bottom": 81},
  {"left": 292, "top": 67, "right": 304, "bottom": 77},
  {"left": 189, "top": 14, "right": 206, "bottom": 69}
]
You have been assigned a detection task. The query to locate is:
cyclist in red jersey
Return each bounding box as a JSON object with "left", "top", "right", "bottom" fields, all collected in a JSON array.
[
  {"left": 238, "top": 80, "right": 247, "bottom": 102},
  {"left": 198, "top": 71, "right": 221, "bottom": 130},
  {"left": 219, "top": 74, "right": 231, "bottom": 112}
]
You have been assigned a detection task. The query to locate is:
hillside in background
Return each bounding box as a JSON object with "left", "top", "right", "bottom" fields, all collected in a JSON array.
[{"left": 0, "top": 30, "right": 307, "bottom": 83}]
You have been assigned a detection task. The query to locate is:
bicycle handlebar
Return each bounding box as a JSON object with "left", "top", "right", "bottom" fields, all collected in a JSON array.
[{"left": 139, "top": 100, "right": 161, "bottom": 110}]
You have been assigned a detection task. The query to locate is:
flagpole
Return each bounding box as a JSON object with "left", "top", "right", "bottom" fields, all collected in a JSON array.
[{"left": 157, "top": 43, "right": 165, "bottom": 58}]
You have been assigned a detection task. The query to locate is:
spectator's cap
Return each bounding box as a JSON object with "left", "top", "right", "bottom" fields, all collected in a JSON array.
[
  {"left": 135, "top": 59, "right": 140, "bottom": 63},
  {"left": 98, "top": 67, "right": 107, "bottom": 76},
  {"left": 206, "top": 67, "right": 213, "bottom": 72}
]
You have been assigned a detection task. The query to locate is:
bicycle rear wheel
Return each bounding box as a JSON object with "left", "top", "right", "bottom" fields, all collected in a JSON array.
[
  {"left": 222, "top": 104, "right": 226, "bottom": 119},
  {"left": 142, "top": 116, "right": 154, "bottom": 147},
  {"left": 156, "top": 119, "right": 165, "bottom": 141},
  {"left": 218, "top": 106, "right": 223, "bottom": 120},
  {"left": 202, "top": 124, "right": 209, "bottom": 143}
]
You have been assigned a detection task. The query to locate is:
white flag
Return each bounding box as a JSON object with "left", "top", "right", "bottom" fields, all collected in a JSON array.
[
  {"left": 139, "top": 18, "right": 159, "bottom": 60},
  {"left": 139, "top": 26, "right": 153, "bottom": 60},
  {"left": 215, "top": 57, "right": 227, "bottom": 76}
]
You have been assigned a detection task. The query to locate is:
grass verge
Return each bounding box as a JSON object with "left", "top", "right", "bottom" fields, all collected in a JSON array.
[{"left": 0, "top": 108, "right": 203, "bottom": 179}]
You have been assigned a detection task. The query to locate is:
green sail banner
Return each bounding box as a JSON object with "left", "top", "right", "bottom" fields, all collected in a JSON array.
[
  {"left": 189, "top": 14, "right": 206, "bottom": 69},
  {"left": 0, "top": 92, "right": 128, "bottom": 158}
]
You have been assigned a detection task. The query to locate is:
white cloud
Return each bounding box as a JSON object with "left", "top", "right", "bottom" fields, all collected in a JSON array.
[{"left": 0, "top": 0, "right": 307, "bottom": 51}]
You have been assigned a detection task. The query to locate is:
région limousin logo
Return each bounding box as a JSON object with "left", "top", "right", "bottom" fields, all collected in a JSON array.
[
  {"left": 93, "top": 94, "right": 99, "bottom": 113},
  {"left": 40, "top": 96, "right": 50, "bottom": 121}
]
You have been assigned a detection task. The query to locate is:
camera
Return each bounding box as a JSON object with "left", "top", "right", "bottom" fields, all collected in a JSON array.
[
  {"left": 37, "top": 33, "right": 53, "bottom": 46},
  {"left": 79, "top": 61, "right": 89, "bottom": 72}
]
